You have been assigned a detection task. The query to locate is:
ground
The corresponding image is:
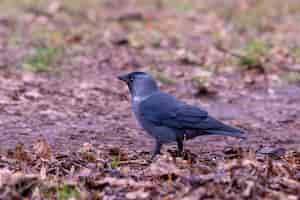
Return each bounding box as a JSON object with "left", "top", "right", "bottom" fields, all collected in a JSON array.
[{"left": 0, "top": 0, "right": 299, "bottom": 199}]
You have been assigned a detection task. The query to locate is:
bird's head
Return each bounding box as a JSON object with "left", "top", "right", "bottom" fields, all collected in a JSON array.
[{"left": 118, "top": 71, "right": 158, "bottom": 100}]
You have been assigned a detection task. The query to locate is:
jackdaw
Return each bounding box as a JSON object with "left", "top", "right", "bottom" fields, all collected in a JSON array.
[{"left": 118, "top": 72, "right": 246, "bottom": 159}]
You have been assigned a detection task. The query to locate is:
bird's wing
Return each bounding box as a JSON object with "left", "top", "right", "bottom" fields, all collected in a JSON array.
[
  {"left": 139, "top": 92, "right": 209, "bottom": 129},
  {"left": 140, "top": 92, "right": 245, "bottom": 139}
]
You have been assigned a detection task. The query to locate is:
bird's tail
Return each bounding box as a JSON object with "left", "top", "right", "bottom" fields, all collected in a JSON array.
[
  {"left": 200, "top": 116, "right": 247, "bottom": 139},
  {"left": 203, "top": 129, "right": 247, "bottom": 139}
]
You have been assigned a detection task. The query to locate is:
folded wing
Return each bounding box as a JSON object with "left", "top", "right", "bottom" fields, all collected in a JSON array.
[{"left": 140, "top": 92, "right": 245, "bottom": 138}]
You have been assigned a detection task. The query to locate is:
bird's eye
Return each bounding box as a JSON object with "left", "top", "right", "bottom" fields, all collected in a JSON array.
[{"left": 129, "top": 77, "right": 134, "bottom": 82}]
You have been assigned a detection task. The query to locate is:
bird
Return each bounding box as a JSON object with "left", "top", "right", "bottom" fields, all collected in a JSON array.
[{"left": 118, "top": 71, "right": 246, "bottom": 160}]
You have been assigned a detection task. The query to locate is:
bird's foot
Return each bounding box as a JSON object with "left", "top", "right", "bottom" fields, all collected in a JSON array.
[
  {"left": 176, "top": 150, "right": 183, "bottom": 157},
  {"left": 150, "top": 152, "right": 161, "bottom": 161},
  {"left": 150, "top": 141, "right": 162, "bottom": 161}
]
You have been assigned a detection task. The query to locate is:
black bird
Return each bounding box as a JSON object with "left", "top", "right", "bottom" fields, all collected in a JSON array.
[{"left": 118, "top": 72, "right": 246, "bottom": 159}]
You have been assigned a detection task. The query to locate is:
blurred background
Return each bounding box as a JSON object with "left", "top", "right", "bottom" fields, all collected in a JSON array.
[{"left": 0, "top": 0, "right": 299, "bottom": 153}]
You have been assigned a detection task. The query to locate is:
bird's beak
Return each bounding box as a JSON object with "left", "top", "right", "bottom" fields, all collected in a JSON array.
[{"left": 117, "top": 74, "right": 129, "bottom": 83}]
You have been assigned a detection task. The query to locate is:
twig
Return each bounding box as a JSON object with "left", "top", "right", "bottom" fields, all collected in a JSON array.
[{"left": 119, "top": 159, "right": 150, "bottom": 166}]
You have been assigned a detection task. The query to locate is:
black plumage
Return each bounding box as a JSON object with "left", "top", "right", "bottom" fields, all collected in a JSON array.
[{"left": 118, "top": 72, "right": 246, "bottom": 159}]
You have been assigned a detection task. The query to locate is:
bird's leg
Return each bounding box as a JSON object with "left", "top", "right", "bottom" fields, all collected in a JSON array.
[
  {"left": 150, "top": 141, "right": 162, "bottom": 160},
  {"left": 176, "top": 138, "right": 183, "bottom": 157}
]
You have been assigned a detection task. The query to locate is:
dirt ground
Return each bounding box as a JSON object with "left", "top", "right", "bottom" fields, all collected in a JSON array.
[{"left": 0, "top": 0, "right": 299, "bottom": 199}]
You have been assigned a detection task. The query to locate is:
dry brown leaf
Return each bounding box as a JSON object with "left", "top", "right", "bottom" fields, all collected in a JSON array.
[
  {"left": 147, "top": 155, "right": 183, "bottom": 178},
  {"left": 0, "top": 168, "right": 12, "bottom": 188},
  {"left": 33, "top": 136, "right": 52, "bottom": 160},
  {"left": 77, "top": 167, "right": 92, "bottom": 178},
  {"left": 242, "top": 180, "right": 255, "bottom": 197},
  {"left": 176, "top": 49, "right": 202, "bottom": 65},
  {"left": 96, "top": 177, "right": 152, "bottom": 188},
  {"left": 182, "top": 187, "right": 207, "bottom": 200},
  {"left": 14, "top": 143, "right": 31, "bottom": 162},
  {"left": 80, "top": 143, "right": 94, "bottom": 153},
  {"left": 79, "top": 143, "right": 97, "bottom": 162},
  {"left": 108, "top": 146, "right": 128, "bottom": 161},
  {"left": 23, "top": 89, "right": 42, "bottom": 100},
  {"left": 125, "top": 189, "right": 149, "bottom": 199},
  {"left": 40, "top": 165, "right": 47, "bottom": 180}
]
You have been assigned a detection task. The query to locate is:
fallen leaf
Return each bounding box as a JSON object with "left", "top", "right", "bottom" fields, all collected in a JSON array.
[
  {"left": 126, "top": 189, "right": 149, "bottom": 199},
  {"left": 242, "top": 180, "right": 255, "bottom": 197},
  {"left": 147, "top": 155, "right": 183, "bottom": 179},
  {"left": 256, "top": 147, "right": 286, "bottom": 159},
  {"left": 33, "top": 136, "right": 52, "bottom": 160},
  {"left": 14, "top": 143, "right": 31, "bottom": 162},
  {"left": 95, "top": 177, "right": 152, "bottom": 188},
  {"left": 0, "top": 168, "right": 12, "bottom": 188},
  {"left": 176, "top": 49, "right": 202, "bottom": 65},
  {"left": 24, "top": 89, "right": 42, "bottom": 100},
  {"left": 40, "top": 165, "right": 47, "bottom": 180}
]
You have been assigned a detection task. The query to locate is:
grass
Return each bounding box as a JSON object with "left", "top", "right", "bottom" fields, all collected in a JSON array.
[
  {"left": 163, "top": 0, "right": 201, "bottom": 13},
  {"left": 239, "top": 40, "right": 270, "bottom": 67},
  {"left": 42, "top": 183, "right": 81, "bottom": 200},
  {"left": 154, "top": 72, "right": 176, "bottom": 85},
  {"left": 57, "top": 185, "right": 80, "bottom": 200},
  {"left": 191, "top": 75, "right": 210, "bottom": 85},
  {"left": 282, "top": 72, "right": 300, "bottom": 84},
  {"left": 215, "top": 0, "right": 300, "bottom": 32},
  {"left": 239, "top": 56, "right": 259, "bottom": 67},
  {"left": 23, "top": 46, "right": 64, "bottom": 72},
  {"left": 111, "top": 155, "right": 120, "bottom": 169},
  {"left": 293, "top": 47, "right": 300, "bottom": 63}
]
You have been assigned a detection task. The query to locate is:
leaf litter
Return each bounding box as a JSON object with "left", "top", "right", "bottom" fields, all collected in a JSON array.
[{"left": 0, "top": 140, "right": 299, "bottom": 199}]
